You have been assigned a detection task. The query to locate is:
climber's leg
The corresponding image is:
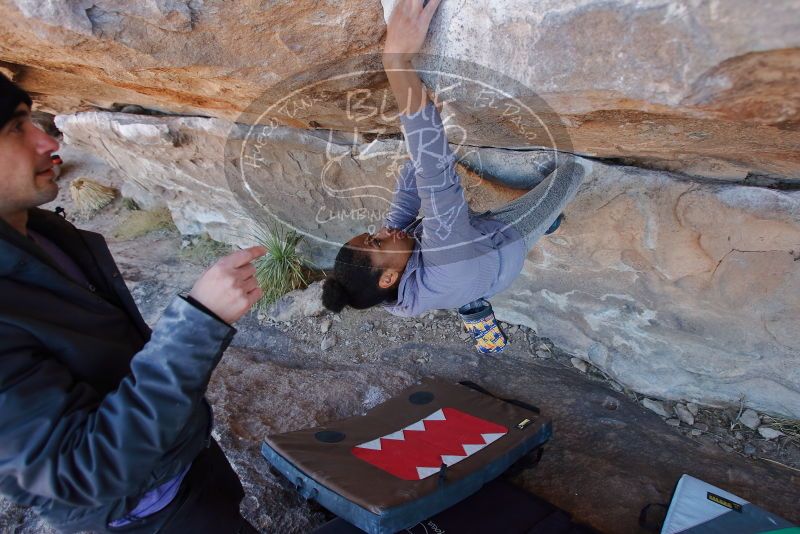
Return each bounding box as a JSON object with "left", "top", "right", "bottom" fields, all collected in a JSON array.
[{"left": 484, "top": 157, "right": 589, "bottom": 250}]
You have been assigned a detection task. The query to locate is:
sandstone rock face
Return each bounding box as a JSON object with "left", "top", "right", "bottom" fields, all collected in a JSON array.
[
  {"left": 54, "top": 111, "right": 405, "bottom": 264},
  {"left": 491, "top": 161, "right": 800, "bottom": 417},
  {"left": 54, "top": 111, "right": 511, "bottom": 265},
  {"left": 3, "top": 0, "right": 800, "bottom": 180},
  {"left": 380, "top": 0, "right": 800, "bottom": 180},
  {"left": 0, "top": 0, "right": 385, "bottom": 118},
  {"left": 56, "top": 109, "right": 800, "bottom": 417}
]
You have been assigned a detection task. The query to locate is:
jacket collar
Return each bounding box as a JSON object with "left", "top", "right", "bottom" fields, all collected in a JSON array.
[
  {"left": 0, "top": 208, "right": 105, "bottom": 289},
  {"left": 0, "top": 208, "right": 67, "bottom": 277}
]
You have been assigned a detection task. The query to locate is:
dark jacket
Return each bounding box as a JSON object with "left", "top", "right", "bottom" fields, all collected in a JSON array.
[{"left": 0, "top": 208, "right": 235, "bottom": 532}]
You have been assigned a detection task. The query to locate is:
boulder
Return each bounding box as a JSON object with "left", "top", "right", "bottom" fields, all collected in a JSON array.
[
  {"left": 55, "top": 107, "right": 800, "bottom": 417},
  {"left": 268, "top": 281, "right": 326, "bottom": 323},
  {"left": 492, "top": 162, "right": 800, "bottom": 417},
  {"left": 54, "top": 111, "right": 516, "bottom": 265},
  {"left": 2, "top": 0, "right": 799, "bottom": 180},
  {"left": 54, "top": 111, "right": 403, "bottom": 263}
]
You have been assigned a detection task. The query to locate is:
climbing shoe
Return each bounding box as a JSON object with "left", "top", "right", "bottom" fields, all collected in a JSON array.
[{"left": 459, "top": 300, "right": 508, "bottom": 354}]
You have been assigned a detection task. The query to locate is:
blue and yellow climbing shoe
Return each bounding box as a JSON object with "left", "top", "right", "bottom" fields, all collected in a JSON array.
[{"left": 459, "top": 300, "right": 508, "bottom": 354}]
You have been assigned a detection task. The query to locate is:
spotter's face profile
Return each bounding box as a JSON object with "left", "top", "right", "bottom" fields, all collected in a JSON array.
[{"left": 0, "top": 103, "right": 60, "bottom": 214}]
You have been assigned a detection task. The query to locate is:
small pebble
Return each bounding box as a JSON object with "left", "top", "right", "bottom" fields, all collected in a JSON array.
[
  {"left": 665, "top": 418, "right": 680, "bottom": 427},
  {"left": 459, "top": 332, "right": 472, "bottom": 341},
  {"left": 686, "top": 402, "right": 699, "bottom": 416},
  {"left": 674, "top": 404, "right": 695, "bottom": 426},
  {"left": 359, "top": 321, "right": 374, "bottom": 332},
  {"left": 738, "top": 409, "right": 761, "bottom": 430},
  {"left": 758, "top": 427, "right": 784, "bottom": 440},
  {"left": 734, "top": 431, "right": 744, "bottom": 441},
  {"left": 320, "top": 334, "right": 337, "bottom": 351},
  {"left": 690, "top": 429, "right": 702, "bottom": 437},
  {"left": 570, "top": 358, "right": 588, "bottom": 373},
  {"left": 414, "top": 322, "right": 423, "bottom": 329},
  {"left": 642, "top": 398, "right": 670, "bottom": 418},
  {"left": 694, "top": 422, "right": 709, "bottom": 432},
  {"left": 743, "top": 443, "right": 757, "bottom": 456},
  {"left": 320, "top": 318, "right": 332, "bottom": 334}
]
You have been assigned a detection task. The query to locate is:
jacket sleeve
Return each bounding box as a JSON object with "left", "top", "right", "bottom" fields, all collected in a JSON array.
[
  {"left": 400, "top": 102, "right": 482, "bottom": 267},
  {"left": 0, "top": 296, "right": 234, "bottom": 507},
  {"left": 383, "top": 159, "right": 421, "bottom": 231}
]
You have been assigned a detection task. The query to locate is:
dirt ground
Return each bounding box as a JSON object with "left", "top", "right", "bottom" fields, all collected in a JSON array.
[{"left": 1, "top": 145, "right": 798, "bottom": 533}]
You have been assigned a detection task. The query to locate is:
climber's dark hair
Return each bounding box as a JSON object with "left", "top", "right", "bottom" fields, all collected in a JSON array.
[{"left": 322, "top": 243, "right": 399, "bottom": 312}]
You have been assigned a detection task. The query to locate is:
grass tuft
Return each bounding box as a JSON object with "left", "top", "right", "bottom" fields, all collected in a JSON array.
[
  {"left": 122, "top": 197, "right": 141, "bottom": 211},
  {"left": 112, "top": 208, "right": 177, "bottom": 240},
  {"left": 251, "top": 223, "right": 308, "bottom": 311},
  {"left": 178, "top": 235, "right": 232, "bottom": 267},
  {"left": 762, "top": 415, "right": 800, "bottom": 443}
]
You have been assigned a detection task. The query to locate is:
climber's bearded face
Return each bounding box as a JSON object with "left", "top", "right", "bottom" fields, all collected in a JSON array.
[{"left": 0, "top": 103, "right": 60, "bottom": 215}]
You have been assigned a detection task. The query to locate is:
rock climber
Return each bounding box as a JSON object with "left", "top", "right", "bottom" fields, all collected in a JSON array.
[
  {"left": 321, "top": 0, "right": 588, "bottom": 353},
  {"left": 0, "top": 72, "right": 264, "bottom": 533}
]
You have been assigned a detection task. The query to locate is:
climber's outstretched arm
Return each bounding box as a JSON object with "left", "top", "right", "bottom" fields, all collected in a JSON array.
[{"left": 383, "top": 0, "right": 442, "bottom": 116}]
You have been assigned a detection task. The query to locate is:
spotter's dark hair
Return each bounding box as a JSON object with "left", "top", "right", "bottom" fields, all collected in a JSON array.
[{"left": 0, "top": 73, "right": 32, "bottom": 130}]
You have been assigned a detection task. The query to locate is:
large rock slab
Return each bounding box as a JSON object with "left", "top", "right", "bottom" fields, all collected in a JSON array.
[
  {"left": 54, "top": 111, "right": 405, "bottom": 264},
  {"left": 3, "top": 0, "right": 800, "bottom": 180},
  {"left": 492, "top": 163, "right": 800, "bottom": 417},
  {"left": 54, "top": 111, "right": 512, "bottom": 265},
  {"left": 380, "top": 0, "right": 800, "bottom": 180},
  {"left": 0, "top": 0, "right": 386, "bottom": 118},
  {"left": 57, "top": 109, "right": 800, "bottom": 417}
]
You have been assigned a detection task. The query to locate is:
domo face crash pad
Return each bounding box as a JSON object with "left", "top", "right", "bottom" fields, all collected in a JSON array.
[
  {"left": 661, "top": 474, "right": 797, "bottom": 534},
  {"left": 261, "top": 380, "right": 552, "bottom": 534}
]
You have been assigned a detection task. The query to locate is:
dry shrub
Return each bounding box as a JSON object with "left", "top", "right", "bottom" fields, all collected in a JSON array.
[{"left": 69, "top": 177, "right": 117, "bottom": 217}]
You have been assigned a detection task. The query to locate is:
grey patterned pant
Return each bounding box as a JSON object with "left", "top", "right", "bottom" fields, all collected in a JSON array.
[
  {"left": 472, "top": 155, "right": 589, "bottom": 250},
  {"left": 459, "top": 156, "right": 588, "bottom": 315}
]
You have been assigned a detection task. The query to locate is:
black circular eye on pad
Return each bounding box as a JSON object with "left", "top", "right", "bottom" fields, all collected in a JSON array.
[
  {"left": 409, "top": 391, "right": 434, "bottom": 405},
  {"left": 315, "top": 431, "right": 346, "bottom": 443}
]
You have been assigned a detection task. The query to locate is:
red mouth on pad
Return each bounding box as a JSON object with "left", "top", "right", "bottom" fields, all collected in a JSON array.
[{"left": 352, "top": 408, "right": 508, "bottom": 480}]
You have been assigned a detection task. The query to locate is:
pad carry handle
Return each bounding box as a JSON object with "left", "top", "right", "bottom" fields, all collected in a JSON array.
[
  {"left": 459, "top": 381, "right": 541, "bottom": 415},
  {"left": 295, "top": 476, "right": 319, "bottom": 501}
]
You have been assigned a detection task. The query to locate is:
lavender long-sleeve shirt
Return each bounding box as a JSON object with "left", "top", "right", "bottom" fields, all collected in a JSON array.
[{"left": 383, "top": 102, "right": 526, "bottom": 317}]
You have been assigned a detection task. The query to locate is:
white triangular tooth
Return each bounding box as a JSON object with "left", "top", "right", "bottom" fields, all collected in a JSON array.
[
  {"left": 416, "top": 466, "right": 441, "bottom": 479},
  {"left": 462, "top": 443, "right": 486, "bottom": 456},
  {"left": 481, "top": 432, "right": 505, "bottom": 445},
  {"left": 441, "top": 454, "right": 466, "bottom": 466},
  {"left": 425, "top": 409, "right": 446, "bottom": 421},
  {"left": 383, "top": 430, "right": 405, "bottom": 441},
  {"left": 357, "top": 439, "right": 383, "bottom": 451},
  {"left": 404, "top": 420, "right": 426, "bottom": 432}
]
